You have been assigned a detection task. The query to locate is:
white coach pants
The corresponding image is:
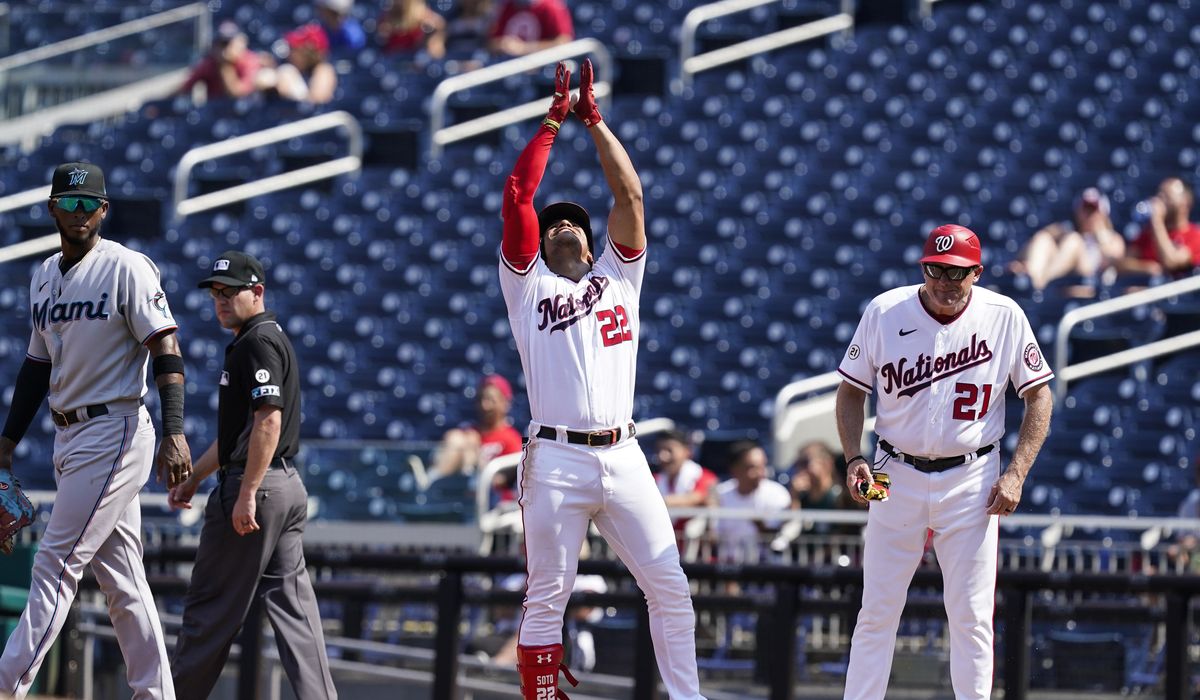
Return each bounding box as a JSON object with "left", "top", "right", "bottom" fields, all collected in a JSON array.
[
  {"left": 517, "top": 437, "right": 706, "bottom": 700},
  {"left": 844, "top": 451, "right": 1001, "bottom": 700},
  {"left": 0, "top": 409, "right": 173, "bottom": 699}
]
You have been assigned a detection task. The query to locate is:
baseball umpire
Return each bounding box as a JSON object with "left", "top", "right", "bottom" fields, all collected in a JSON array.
[
  {"left": 0, "top": 162, "right": 190, "bottom": 699},
  {"left": 836, "top": 224, "right": 1053, "bottom": 699},
  {"left": 167, "top": 251, "right": 336, "bottom": 700},
  {"left": 499, "top": 60, "right": 706, "bottom": 700}
]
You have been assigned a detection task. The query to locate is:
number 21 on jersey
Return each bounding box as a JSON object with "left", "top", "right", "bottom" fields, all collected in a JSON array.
[
  {"left": 597, "top": 305, "right": 632, "bottom": 347},
  {"left": 952, "top": 382, "right": 993, "bottom": 420}
]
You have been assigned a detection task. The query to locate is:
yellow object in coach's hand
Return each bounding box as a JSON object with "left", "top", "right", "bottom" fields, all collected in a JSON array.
[{"left": 858, "top": 471, "right": 891, "bottom": 502}]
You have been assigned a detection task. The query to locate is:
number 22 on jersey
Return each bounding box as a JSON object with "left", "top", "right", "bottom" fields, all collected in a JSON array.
[{"left": 597, "top": 305, "right": 633, "bottom": 347}]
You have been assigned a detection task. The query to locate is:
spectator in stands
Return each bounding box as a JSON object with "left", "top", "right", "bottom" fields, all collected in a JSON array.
[
  {"left": 430, "top": 374, "right": 523, "bottom": 486},
  {"left": 1169, "top": 457, "right": 1200, "bottom": 572},
  {"left": 488, "top": 0, "right": 574, "bottom": 58},
  {"left": 178, "top": 21, "right": 265, "bottom": 100},
  {"left": 1010, "top": 187, "right": 1126, "bottom": 294},
  {"left": 1117, "top": 176, "right": 1200, "bottom": 278},
  {"left": 266, "top": 24, "right": 337, "bottom": 104},
  {"left": 710, "top": 440, "right": 793, "bottom": 563},
  {"left": 654, "top": 429, "right": 719, "bottom": 540},
  {"left": 789, "top": 440, "right": 861, "bottom": 535},
  {"left": 314, "top": 0, "right": 367, "bottom": 54},
  {"left": 377, "top": 0, "right": 447, "bottom": 58}
]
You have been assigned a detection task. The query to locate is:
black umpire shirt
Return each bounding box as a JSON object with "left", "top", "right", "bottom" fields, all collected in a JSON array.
[{"left": 217, "top": 311, "right": 300, "bottom": 470}]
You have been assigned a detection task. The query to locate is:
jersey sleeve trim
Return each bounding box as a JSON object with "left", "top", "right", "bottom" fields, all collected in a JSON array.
[
  {"left": 500, "top": 251, "right": 537, "bottom": 277},
  {"left": 838, "top": 368, "right": 873, "bottom": 394},
  {"left": 25, "top": 353, "right": 51, "bottom": 364},
  {"left": 140, "top": 323, "right": 178, "bottom": 346},
  {"left": 611, "top": 241, "right": 645, "bottom": 263},
  {"left": 1016, "top": 371, "right": 1054, "bottom": 397}
]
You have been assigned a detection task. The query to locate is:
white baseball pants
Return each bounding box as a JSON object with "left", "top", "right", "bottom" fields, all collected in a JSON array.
[
  {"left": 0, "top": 408, "right": 173, "bottom": 699},
  {"left": 844, "top": 451, "right": 1000, "bottom": 700},
  {"left": 517, "top": 437, "right": 706, "bottom": 700}
]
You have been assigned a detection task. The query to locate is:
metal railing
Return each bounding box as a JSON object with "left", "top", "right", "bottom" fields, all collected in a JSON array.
[
  {"left": 428, "top": 38, "right": 613, "bottom": 159},
  {"left": 1053, "top": 274, "right": 1200, "bottom": 403},
  {"left": 771, "top": 371, "right": 879, "bottom": 468},
  {"left": 678, "top": 0, "right": 854, "bottom": 94},
  {"left": 172, "top": 110, "right": 363, "bottom": 221},
  {"left": 0, "top": 3, "right": 207, "bottom": 128}
]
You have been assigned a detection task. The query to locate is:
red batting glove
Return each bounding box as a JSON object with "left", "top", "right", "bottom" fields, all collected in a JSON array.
[
  {"left": 573, "top": 58, "right": 603, "bottom": 127},
  {"left": 544, "top": 62, "right": 571, "bottom": 131}
]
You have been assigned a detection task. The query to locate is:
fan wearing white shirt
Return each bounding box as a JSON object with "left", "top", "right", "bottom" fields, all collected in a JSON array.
[{"left": 710, "top": 441, "right": 792, "bottom": 563}]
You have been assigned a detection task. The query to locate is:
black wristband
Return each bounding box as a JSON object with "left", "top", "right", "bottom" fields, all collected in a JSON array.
[
  {"left": 152, "top": 354, "right": 186, "bottom": 378},
  {"left": 158, "top": 382, "right": 185, "bottom": 436},
  {"left": 2, "top": 358, "right": 50, "bottom": 444},
  {"left": 846, "top": 455, "right": 868, "bottom": 469}
]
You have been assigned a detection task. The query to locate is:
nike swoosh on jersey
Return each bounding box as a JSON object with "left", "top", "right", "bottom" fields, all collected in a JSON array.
[
  {"left": 899, "top": 328, "right": 918, "bottom": 336},
  {"left": 38, "top": 281, "right": 49, "bottom": 292}
]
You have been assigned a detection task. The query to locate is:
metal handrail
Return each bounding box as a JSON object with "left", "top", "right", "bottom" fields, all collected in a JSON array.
[
  {"left": 771, "top": 371, "right": 841, "bottom": 441},
  {"left": 172, "top": 110, "right": 363, "bottom": 221},
  {"left": 428, "top": 38, "right": 613, "bottom": 159},
  {"left": 0, "top": 3, "right": 210, "bottom": 74},
  {"left": 1053, "top": 274, "right": 1200, "bottom": 403},
  {"left": 678, "top": 0, "right": 854, "bottom": 93}
]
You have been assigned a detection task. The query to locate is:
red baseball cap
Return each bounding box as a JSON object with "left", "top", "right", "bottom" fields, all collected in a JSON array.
[
  {"left": 286, "top": 24, "right": 330, "bottom": 55},
  {"left": 920, "top": 224, "right": 982, "bottom": 267},
  {"left": 479, "top": 374, "right": 513, "bottom": 401}
]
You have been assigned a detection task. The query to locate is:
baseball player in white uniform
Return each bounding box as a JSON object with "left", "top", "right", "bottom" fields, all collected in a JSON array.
[
  {"left": 499, "top": 61, "right": 705, "bottom": 700},
  {"left": 0, "top": 162, "right": 192, "bottom": 699},
  {"left": 835, "top": 224, "right": 1053, "bottom": 699}
]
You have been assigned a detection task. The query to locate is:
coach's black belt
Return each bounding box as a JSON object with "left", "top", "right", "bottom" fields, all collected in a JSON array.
[
  {"left": 535, "top": 423, "right": 637, "bottom": 447},
  {"left": 51, "top": 403, "right": 110, "bottom": 428},
  {"left": 879, "top": 439, "right": 996, "bottom": 473}
]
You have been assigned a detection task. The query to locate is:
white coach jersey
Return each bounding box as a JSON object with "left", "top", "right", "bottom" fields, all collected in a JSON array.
[
  {"left": 499, "top": 244, "right": 646, "bottom": 430},
  {"left": 26, "top": 239, "right": 177, "bottom": 413},
  {"left": 838, "top": 284, "right": 1052, "bottom": 458}
]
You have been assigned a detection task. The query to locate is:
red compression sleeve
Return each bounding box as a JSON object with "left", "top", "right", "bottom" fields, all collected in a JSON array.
[{"left": 502, "top": 124, "right": 557, "bottom": 270}]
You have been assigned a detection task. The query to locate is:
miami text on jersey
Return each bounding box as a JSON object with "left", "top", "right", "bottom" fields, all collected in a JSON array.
[
  {"left": 32, "top": 293, "right": 111, "bottom": 330},
  {"left": 536, "top": 275, "right": 610, "bottom": 332},
  {"left": 881, "top": 333, "right": 993, "bottom": 398}
]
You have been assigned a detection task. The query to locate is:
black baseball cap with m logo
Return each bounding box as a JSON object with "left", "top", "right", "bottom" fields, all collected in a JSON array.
[{"left": 49, "top": 162, "right": 107, "bottom": 199}]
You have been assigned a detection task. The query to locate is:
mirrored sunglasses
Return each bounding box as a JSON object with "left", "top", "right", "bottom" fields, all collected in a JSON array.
[
  {"left": 922, "top": 263, "right": 976, "bottom": 281},
  {"left": 209, "top": 285, "right": 253, "bottom": 299},
  {"left": 55, "top": 197, "right": 103, "bottom": 213}
]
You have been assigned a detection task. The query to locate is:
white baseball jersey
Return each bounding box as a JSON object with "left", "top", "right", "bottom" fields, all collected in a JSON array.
[
  {"left": 838, "top": 284, "right": 1052, "bottom": 458},
  {"left": 499, "top": 244, "right": 645, "bottom": 429},
  {"left": 26, "top": 239, "right": 177, "bottom": 412}
]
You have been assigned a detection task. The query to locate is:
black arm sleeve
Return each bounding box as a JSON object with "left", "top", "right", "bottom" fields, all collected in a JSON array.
[{"left": 2, "top": 358, "right": 51, "bottom": 444}]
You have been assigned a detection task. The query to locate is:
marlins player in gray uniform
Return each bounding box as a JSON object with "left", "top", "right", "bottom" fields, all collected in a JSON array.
[{"left": 0, "top": 162, "right": 192, "bottom": 699}]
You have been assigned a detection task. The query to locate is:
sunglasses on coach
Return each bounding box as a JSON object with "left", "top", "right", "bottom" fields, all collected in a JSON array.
[
  {"left": 209, "top": 285, "right": 254, "bottom": 300},
  {"left": 54, "top": 196, "right": 103, "bottom": 213},
  {"left": 922, "top": 263, "right": 978, "bottom": 281}
]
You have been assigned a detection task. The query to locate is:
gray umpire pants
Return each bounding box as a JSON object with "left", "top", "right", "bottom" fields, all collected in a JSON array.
[{"left": 172, "top": 463, "right": 336, "bottom": 700}]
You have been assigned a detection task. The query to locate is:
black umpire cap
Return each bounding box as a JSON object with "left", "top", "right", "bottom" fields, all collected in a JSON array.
[
  {"left": 49, "top": 162, "right": 107, "bottom": 200},
  {"left": 197, "top": 251, "right": 266, "bottom": 288},
  {"left": 538, "top": 201, "right": 594, "bottom": 255}
]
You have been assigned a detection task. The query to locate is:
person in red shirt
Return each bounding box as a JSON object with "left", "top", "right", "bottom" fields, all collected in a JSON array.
[
  {"left": 488, "top": 0, "right": 574, "bottom": 57},
  {"left": 178, "top": 21, "right": 264, "bottom": 100},
  {"left": 431, "top": 374, "right": 523, "bottom": 483},
  {"left": 378, "top": 0, "right": 447, "bottom": 58},
  {"left": 654, "top": 429, "right": 718, "bottom": 538},
  {"left": 1119, "top": 177, "right": 1200, "bottom": 277}
]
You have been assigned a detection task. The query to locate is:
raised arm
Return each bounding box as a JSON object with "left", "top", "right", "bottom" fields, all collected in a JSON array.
[
  {"left": 574, "top": 60, "right": 645, "bottom": 251},
  {"left": 501, "top": 63, "right": 571, "bottom": 270}
]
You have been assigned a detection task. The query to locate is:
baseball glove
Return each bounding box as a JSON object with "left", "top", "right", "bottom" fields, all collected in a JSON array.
[
  {"left": 0, "top": 471, "right": 35, "bottom": 555},
  {"left": 858, "top": 471, "right": 891, "bottom": 502}
]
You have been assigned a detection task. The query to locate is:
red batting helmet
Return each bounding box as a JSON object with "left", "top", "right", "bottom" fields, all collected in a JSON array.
[{"left": 920, "top": 224, "right": 982, "bottom": 267}]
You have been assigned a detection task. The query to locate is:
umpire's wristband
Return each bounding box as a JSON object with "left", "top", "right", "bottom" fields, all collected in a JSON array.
[{"left": 846, "top": 455, "right": 868, "bottom": 469}]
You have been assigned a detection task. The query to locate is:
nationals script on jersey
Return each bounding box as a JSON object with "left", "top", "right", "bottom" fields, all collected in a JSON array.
[
  {"left": 26, "top": 239, "right": 177, "bottom": 412},
  {"left": 838, "top": 285, "right": 1052, "bottom": 458},
  {"left": 499, "top": 244, "right": 645, "bottom": 429}
]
